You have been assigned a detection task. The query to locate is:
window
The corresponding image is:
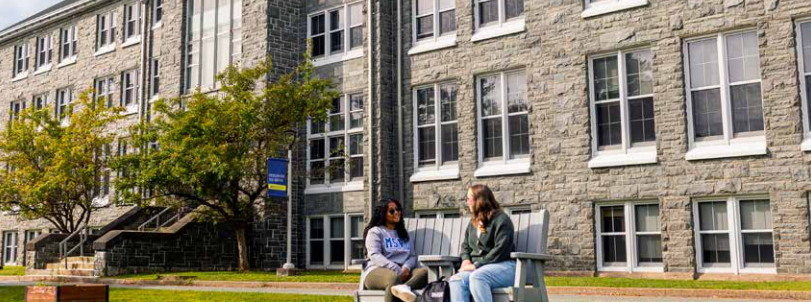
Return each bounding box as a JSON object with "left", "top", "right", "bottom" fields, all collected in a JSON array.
[
  {"left": 10, "top": 100, "right": 25, "bottom": 122},
  {"left": 414, "top": 0, "right": 456, "bottom": 41},
  {"left": 307, "top": 214, "right": 363, "bottom": 269},
  {"left": 96, "top": 76, "right": 116, "bottom": 107},
  {"left": 96, "top": 10, "right": 118, "bottom": 51},
  {"left": 475, "top": 70, "right": 529, "bottom": 177},
  {"left": 596, "top": 202, "right": 662, "bottom": 272},
  {"left": 56, "top": 88, "right": 73, "bottom": 122},
  {"left": 185, "top": 0, "right": 243, "bottom": 91},
  {"left": 329, "top": 217, "right": 345, "bottom": 266},
  {"left": 25, "top": 230, "right": 42, "bottom": 244},
  {"left": 306, "top": 93, "right": 364, "bottom": 193},
  {"left": 416, "top": 211, "right": 461, "bottom": 219},
  {"left": 684, "top": 31, "right": 765, "bottom": 160},
  {"left": 123, "top": 2, "right": 142, "bottom": 41},
  {"left": 582, "top": 0, "right": 650, "bottom": 18},
  {"left": 412, "top": 83, "right": 459, "bottom": 182},
  {"left": 472, "top": 0, "right": 524, "bottom": 41},
  {"left": 150, "top": 58, "right": 160, "bottom": 98},
  {"left": 796, "top": 21, "right": 811, "bottom": 150},
  {"left": 33, "top": 93, "right": 49, "bottom": 111},
  {"left": 60, "top": 25, "right": 78, "bottom": 61},
  {"left": 308, "top": 217, "right": 324, "bottom": 265},
  {"left": 121, "top": 69, "right": 139, "bottom": 110},
  {"left": 153, "top": 0, "right": 163, "bottom": 25},
  {"left": 350, "top": 215, "right": 364, "bottom": 261},
  {"left": 588, "top": 49, "right": 656, "bottom": 168},
  {"left": 35, "top": 34, "right": 53, "bottom": 70},
  {"left": 3, "top": 231, "right": 17, "bottom": 265},
  {"left": 13, "top": 43, "right": 29, "bottom": 78},
  {"left": 308, "top": 3, "right": 363, "bottom": 63}
]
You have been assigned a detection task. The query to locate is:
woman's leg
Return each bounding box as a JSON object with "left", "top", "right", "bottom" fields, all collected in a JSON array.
[
  {"left": 364, "top": 267, "right": 403, "bottom": 302},
  {"left": 468, "top": 261, "right": 516, "bottom": 302},
  {"left": 448, "top": 271, "right": 473, "bottom": 302},
  {"left": 404, "top": 268, "right": 429, "bottom": 290}
]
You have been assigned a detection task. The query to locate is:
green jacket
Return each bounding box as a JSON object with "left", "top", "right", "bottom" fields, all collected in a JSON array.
[{"left": 460, "top": 210, "right": 515, "bottom": 268}]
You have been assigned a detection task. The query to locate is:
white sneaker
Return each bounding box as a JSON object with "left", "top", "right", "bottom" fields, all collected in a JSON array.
[{"left": 391, "top": 284, "right": 417, "bottom": 302}]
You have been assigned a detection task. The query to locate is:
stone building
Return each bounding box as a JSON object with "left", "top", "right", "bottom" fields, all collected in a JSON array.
[{"left": 2, "top": 0, "right": 811, "bottom": 280}]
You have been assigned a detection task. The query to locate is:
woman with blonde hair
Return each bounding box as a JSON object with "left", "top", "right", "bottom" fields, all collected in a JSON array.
[{"left": 449, "top": 185, "right": 516, "bottom": 302}]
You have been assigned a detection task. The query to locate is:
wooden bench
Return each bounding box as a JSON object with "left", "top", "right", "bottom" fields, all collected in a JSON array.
[{"left": 354, "top": 210, "right": 551, "bottom": 302}]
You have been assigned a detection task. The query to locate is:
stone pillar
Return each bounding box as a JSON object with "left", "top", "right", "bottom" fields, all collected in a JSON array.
[
  {"left": 772, "top": 191, "right": 811, "bottom": 274},
  {"left": 661, "top": 196, "right": 696, "bottom": 278}
]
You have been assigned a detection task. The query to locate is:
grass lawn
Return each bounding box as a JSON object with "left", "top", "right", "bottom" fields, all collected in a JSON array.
[
  {"left": 0, "top": 286, "right": 353, "bottom": 302},
  {"left": 0, "top": 266, "right": 24, "bottom": 276},
  {"left": 113, "top": 270, "right": 360, "bottom": 283}
]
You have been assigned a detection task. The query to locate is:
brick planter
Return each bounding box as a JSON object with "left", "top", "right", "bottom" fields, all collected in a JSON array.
[{"left": 25, "top": 285, "right": 108, "bottom": 302}]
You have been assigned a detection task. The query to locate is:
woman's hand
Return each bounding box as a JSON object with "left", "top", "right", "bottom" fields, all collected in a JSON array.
[
  {"left": 460, "top": 260, "right": 476, "bottom": 272},
  {"left": 400, "top": 267, "right": 411, "bottom": 282}
]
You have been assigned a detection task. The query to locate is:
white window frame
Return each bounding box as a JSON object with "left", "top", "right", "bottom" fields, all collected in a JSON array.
[
  {"left": 683, "top": 30, "right": 767, "bottom": 161},
  {"left": 123, "top": 2, "right": 143, "bottom": 46},
  {"left": 96, "top": 10, "right": 118, "bottom": 55},
  {"left": 25, "top": 230, "right": 42, "bottom": 244},
  {"left": 796, "top": 19, "right": 811, "bottom": 151},
  {"left": 95, "top": 75, "right": 117, "bottom": 107},
  {"left": 3, "top": 231, "right": 18, "bottom": 265},
  {"left": 475, "top": 69, "right": 530, "bottom": 177},
  {"left": 581, "top": 0, "right": 649, "bottom": 18},
  {"left": 13, "top": 42, "right": 30, "bottom": 80},
  {"left": 471, "top": 0, "right": 525, "bottom": 42},
  {"left": 152, "top": 0, "right": 164, "bottom": 28},
  {"left": 692, "top": 196, "right": 776, "bottom": 274},
  {"left": 184, "top": 0, "right": 243, "bottom": 92},
  {"left": 33, "top": 93, "right": 49, "bottom": 111},
  {"left": 587, "top": 48, "right": 657, "bottom": 168},
  {"left": 150, "top": 58, "right": 161, "bottom": 99},
  {"left": 411, "top": 82, "right": 460, "bottom": 182},
  {"left": 306, "top": 213, "right": 362, "bottom": 271},
  {"left": 409, "top": 0, "right": 457, "bottom": 55},
  {"left": 58, "top": 24, "right": 78, "bottom": 67},
  {"left": 10, "top": 100, "right": 25, "bottom": 124},
  {"left": 305, "top": 93, "right": 365, "bottom": 195},
  {"left": 56, "top": 87, "right": 74, "bottom": 124},
  {"left": 307, "top": 2, "right": 364, "bottom": 66},
  {"left": 34, "top": 34, "right": 53, "bottom": 73},
  {"left": 121, "top": 69, "right": 140, "bottom": 114},
  {"left": 595, "top": 201, "right": 663, "bottom": 273},
  {"left": 348, "top": 214, "right": 365, "bottom": 268},
  {"left": 415, "top": 211, "right": 461, "bottom": 219}
]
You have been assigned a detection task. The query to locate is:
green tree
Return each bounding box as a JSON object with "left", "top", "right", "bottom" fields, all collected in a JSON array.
[
  {"left": 0, "top": 91, "right": 123, "bottom": 234},
  {"left": 113, "top": 55, "right": 337, "bottom": 271}
]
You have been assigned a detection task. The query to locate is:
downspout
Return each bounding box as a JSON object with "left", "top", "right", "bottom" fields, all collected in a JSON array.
[
  {"left": 396, "top": 0, "right": 404, "bottom": 203},
  {"left": 367, "top": 0, "right": 375, "bottom": 219},
  {"left": 138, "top": 0, "right": 150, "bottom": 122}
]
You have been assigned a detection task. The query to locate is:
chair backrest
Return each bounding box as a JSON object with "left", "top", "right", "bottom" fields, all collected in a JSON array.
[{"left": 405, "top": 210, "right": 549, "bottom": 256}]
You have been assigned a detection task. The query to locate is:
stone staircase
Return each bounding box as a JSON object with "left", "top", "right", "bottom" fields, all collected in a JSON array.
[{"left": 27, "top": 256, "right": 96, "bottom": 277}]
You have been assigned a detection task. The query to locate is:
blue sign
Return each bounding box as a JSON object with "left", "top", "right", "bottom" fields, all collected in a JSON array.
[{"left": 267, "top": 158, "right": 288, "bottom": 198}]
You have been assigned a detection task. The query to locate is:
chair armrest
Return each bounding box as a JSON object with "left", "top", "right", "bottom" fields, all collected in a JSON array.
[
  {"left": 351, "top": 259, "right": 368, "bottom": 266},
  {"left": 418, "top": 255, "right": 462, "bottom": 263},
  {"left": 510, "top": 252, "right": 553, "bottom": 261}
]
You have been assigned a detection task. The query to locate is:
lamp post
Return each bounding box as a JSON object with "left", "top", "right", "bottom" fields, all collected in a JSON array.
[{"left": 282, "top": 130, "right": 296, "bottom": 271}]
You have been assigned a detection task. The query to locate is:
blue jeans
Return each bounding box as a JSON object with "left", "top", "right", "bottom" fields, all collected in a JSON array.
[{"left": 448, "top": 260, "right": 516, "bottom": 302}]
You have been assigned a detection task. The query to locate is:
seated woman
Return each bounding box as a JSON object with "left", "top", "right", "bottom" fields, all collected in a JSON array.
[
  {"left": 363, "top": 198, "right": 428, "bottom": 302},
  {"left": 449, "top": 185, "right": 516, "bottom": 302}
]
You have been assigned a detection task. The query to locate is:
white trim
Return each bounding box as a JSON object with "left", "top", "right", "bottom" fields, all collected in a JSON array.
[
  {"left": 33, "top": 64, "right": 52, "bottom": 75},
  {"left": 796, "top": 19, "right": 811, "bottom": 150},
  {"left": 474, "top": 159, "right": 530, "bottom": 177},
  {"left": 412, "top": 82, "right": 460, "bottom": 183},
  {"left": 313, "top": 48, "right": 364, "bottom": 67},
  {"left": 122, "top": 36, "right": 142, "bottom": 48},
  {"left": 408, "top": 35, "right": 457, "bottom": 55},
  {"left": 581, "top": 0, "right": 649, "bottom": 18},
  {"left": 152, "top": 22, "right": 163, "bottom": 30},
  {"left": 56, "top": 56, "right": 77, "bottom": 68},
  {"left": 471, "top": 18, "right": 525, "bottom": 42},
  {"left": 11, "top": 72, "right": 29, "bottom": 82},
  {"left": 801, "top": 137, "right": 811, "bottom": 152},
  {"left": 475, "top": 70, "right": 531, "bottom": 176},
  {"left": 304, "top": 181, "right": 364, "bottom": 195},
  {"left": 411, "top": 0, "right": 457, "bottom": 53},
  {"left": 595, "top": 201, "right": 664, "bottom": 273},
  {"left": 685, "top": 140, "right": 766, "bottom": 161},
  {"left": 309, "top": 2, "right": 365, "bottom": 66},
  {"left": 410, "top": 167, "right": 460, "bottom": 182},
  {"left": 94, "top": 44, "right": 116, "bottom": 56},
  {"left": 588, "top": 147, "right": 657, "bottom": 168},
  {"left": 306, "top": 214, "right": 360, "bottom": 270}
]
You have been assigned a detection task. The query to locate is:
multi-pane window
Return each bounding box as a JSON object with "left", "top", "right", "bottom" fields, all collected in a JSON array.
[
  {"left": 121, "top": 69, "right": 139, "bottom": 108},
  {"left": 25, "top": 230, "right": 41, "bottom": 244},
  {"left": 3, "top": 231, "right": 17, "bottom": 265},
  {"left": 308, "top": 214, "right": 363, "bottom": 269},
  {"left": 153, "top": 0, "right": 163, "bottom": 25},
  {"left": 150, "top": 58, "right": 160, "bottom": 98},
  {"left": 124, "top": 2, "right": 142, "bottom": 40},
  {"left": 477, "top": 70, "right": 528, "bottom": 163},
  {"left": 33, "top": 94, "right": 49, "bottom": 111},
  {"left": 685, "top": 31, "right": 764, "bottom": 148},
  {"left": 329, "top": 217, "right": 345, "bottom": 266},
  {"left": 96, "top": 10, "right": 118, "bottom": 50},
  {"left": 35, "top": 35, "right": 53, "bottom": 69},
  {"left": 414, "top": 0, "right": 456, "bottom": 42},
  {"left": 596, "top": 202, "right": 662, "bottom": 272},
  {"left": 95, "top": 76, "right": 116, "bottom": 107},
  {"left": 308, "top": 217, "right": 324, "bottom": 265},
  {"left": 796, "top": 21, "right": 811, "bottom": 148},
  {"left": 60, "top": 25, "right": 78, "bottom": 61},
  {"left": 185, "top": 0, "right": 243, "bottom": 91},
  {"left": 350, "top": 216, "right": 364, "bottom": 261},
  {"left": 56, "top": 87, "right": 73, "bottom": 122},
  {"left": 414, "top": 83, "right": 458, "bottom": 171},
  {"left": 13, "top": 43, "right": 29, "bottom": 77},
  {"left": 589, "top": 49, "right": 655, "bottom": 157},
  {"left": 475, "top": 0, "right": 523, "bottom": 28},
  {"left": 307, "top": 94, "right": 365, "bottom": 188},
  {"left": 10, "top": 101, "right": 25, "bottom": 123},
  {"left": 308, "top": 3, "right": 363, "bottom": 59},
  {"left": 694, "top": 197, "right": 774, "bottom": 273}
]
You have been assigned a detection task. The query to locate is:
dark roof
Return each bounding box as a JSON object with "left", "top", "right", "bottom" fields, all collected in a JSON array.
[{"left": 1, "top": 0, "right": 79, "bottom": 33}]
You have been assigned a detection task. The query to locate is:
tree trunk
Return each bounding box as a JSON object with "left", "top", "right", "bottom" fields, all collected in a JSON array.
[{"left": 235, "top": 225, "right": 250, "bottom": 272}]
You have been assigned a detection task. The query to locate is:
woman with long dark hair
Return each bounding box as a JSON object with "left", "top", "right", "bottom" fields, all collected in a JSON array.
[
  {"left": 449, "top": 185, "right": 516, "bottom": 302},
  {"left": 362, "top": 198, "right": 428, "bottom": 302}
]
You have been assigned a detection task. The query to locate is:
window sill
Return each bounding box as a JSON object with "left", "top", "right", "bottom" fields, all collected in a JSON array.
[
  {"left": 33, "top": 65, "right": 52, "bottom": 75},
  {"left": 11, "top": 72, "right": 29, "bottom": 82},
  {"left": 313, "top": 49, "right": 364, "bottom": 67},
  {"left": 801, "top": 137, "right": 811, "bottom": 152},
  {"left": 410, "top": 167, "right": 460, "bottom": 183},
  {"left": 697, "top": 267, "right": 777, "bottom": 274},
  {"left": 149, "top": 95, "right": 161, "bottom": 103},
  {"left": 123, "top": 104, "right": 139, "bottom": 115},
  {"left": 474, "top": 160, "right": 531, "bottom": 177},
  {"left": 304, "top": 181, "right": 364, "bottom": 195},
  {"left": 581, "top": 0, "right": 649, "bottom": 18},
  {"left": 122, "top": 37, "right": 141, "bottom": 48},
  {"left": 685, "top": 140, "right": 767, "bottom": 161},
  {"left": 408, "top": 36, "right": 457, "bottom": 55},
  {"left": 95, "top": 45, "right": 116, "bottom": 56},
  {"left": 152, "top": 22, "right": 163, "bottom": 30},
  {"left": 57, "top": 57, "right": 77, "bottom": 68},
  {"left": 471, "top": 18, "right": 526, "bottom": 43},
  {"left": 598, "top": 266, "right": 663, "bottom": 273},
  {"left": 588, "top": 149, "right": 657, "bottom": 168}
]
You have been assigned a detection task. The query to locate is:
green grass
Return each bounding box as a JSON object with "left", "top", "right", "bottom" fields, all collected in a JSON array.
[
  {"left": 113, "top": 270, "right": 360, "bottom": 283},
  {"left": 546, "top": 276, "right": 811, "bottom": 291},
  {"left": 0, "top": 266, "right": 24, "bottom": 276},
  {"left": 0, "top": 287, "right": 352, "bottom": 302}
]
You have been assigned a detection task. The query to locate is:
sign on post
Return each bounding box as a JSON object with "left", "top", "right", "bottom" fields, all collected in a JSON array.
[{"left": 267, "top": 158, "right": 288, "bottom": 198}]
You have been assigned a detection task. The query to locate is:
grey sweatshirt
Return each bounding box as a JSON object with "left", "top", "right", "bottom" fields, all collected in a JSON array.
[{"left": 364, "top": 226, "right": 417, "bottom": 275}]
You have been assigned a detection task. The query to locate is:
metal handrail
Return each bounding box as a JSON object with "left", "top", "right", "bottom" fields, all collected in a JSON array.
[
  {"left": 58, "top": 223, "right": 88, "bottom": 269},
  {"left": 137, "top": 207, "right": 173, "bottom": 231}
]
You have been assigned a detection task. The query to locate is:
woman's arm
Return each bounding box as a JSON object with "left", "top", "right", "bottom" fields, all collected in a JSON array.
[
  {"left": 473, "top": 214, "right": 514, "bottom": 268},
  {"left": 402, "top": 240, "right": 418, "bottom": 271},
  {"left": 365, "top": 228, "right": 403, "bottom": 275},
  {"left": 460, "top": 223, "right": 473, "bottom": 261}
]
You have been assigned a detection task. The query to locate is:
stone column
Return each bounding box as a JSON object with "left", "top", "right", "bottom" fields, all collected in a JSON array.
[{"left": 661, "top": 195, "right": 696, "bottom": 278}]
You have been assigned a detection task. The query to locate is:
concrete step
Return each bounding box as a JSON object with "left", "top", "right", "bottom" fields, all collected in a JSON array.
[
  {"left": 27, "top": 269, "right": 96, "bottom": 277},
  {"left": 45, "top": 262, "right": 94, "bottom": 270}
]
